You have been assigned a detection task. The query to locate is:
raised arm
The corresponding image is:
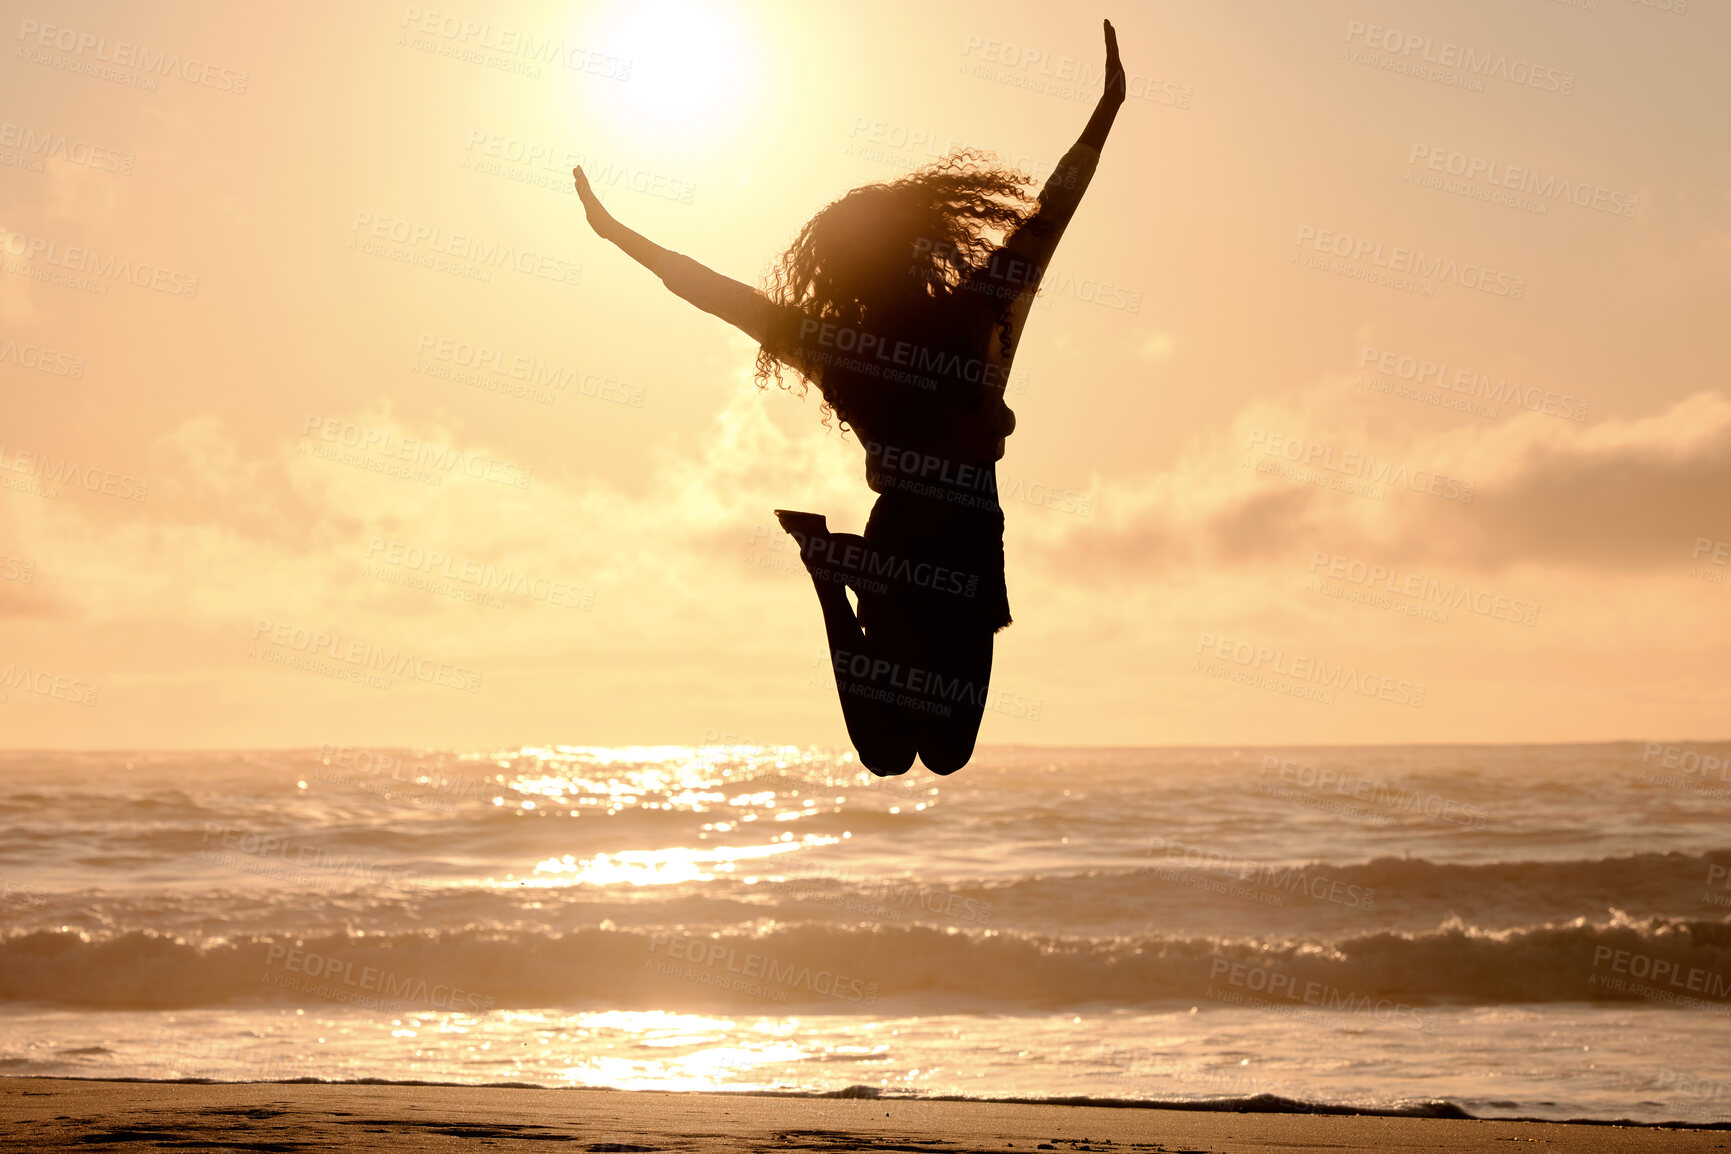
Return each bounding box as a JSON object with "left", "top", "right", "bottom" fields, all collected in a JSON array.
[
  {"left": 1078, "top": 19, "right": 1126, "bottom": 153},
  {"left": 573, "top": 166, "right": 781, "bottom": 345},
  {"left": 967, "top": 21, "right": 1125, "bottom": 326}
]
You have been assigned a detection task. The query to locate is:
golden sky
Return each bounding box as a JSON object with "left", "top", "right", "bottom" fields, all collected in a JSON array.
[{"left": 2, "top": 0, "right": 1727, "bottom": 749}]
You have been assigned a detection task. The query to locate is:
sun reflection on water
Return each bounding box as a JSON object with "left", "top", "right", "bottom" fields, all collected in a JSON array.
[
  {"left": 448, "top": 744, "right": 932, "bottom": 822},
  {"left": 417, "top": 745, "right": 924, "bottom": 890},
  {"left": 549, "top": 1010, "right": 810, "bottom": 1091},
  {"left": 530, "top": 835, "right": 841, "bottom": 887}
]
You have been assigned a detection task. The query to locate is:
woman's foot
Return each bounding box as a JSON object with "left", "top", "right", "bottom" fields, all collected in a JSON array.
[
  {"left": 776, "top": 508, "right": 867, "bottom": 609},
  {"left": 776, "top": 511, "right": 882, "bottom": 600},
  {"left": 773, "top": 509, "right": 828, "bottom": 540}
]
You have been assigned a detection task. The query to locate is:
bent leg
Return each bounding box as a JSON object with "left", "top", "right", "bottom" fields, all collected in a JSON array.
[
  {"left": 780, "top": 514, "right": 921, "bottom": 775},
  {"left": 913, "top": 627, "right": 994, "bottom": 775},
  {"left": 847, "top": 569, "right": 994, "bottom": 777},
  {"left": 778, "top": 507, "right": 998, "bottom": 778},
  {"left": 818, "top": 586, "right": 920, "bottom": 777}
]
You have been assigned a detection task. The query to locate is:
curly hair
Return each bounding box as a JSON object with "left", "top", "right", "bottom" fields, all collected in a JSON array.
[{"left": 752, "top": 149, "right": 1034, "bottom": 434}]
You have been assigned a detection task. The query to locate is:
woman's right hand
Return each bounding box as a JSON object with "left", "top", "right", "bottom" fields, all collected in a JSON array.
[{"left": 573, "top": 166, "right": 616, "bottom": 238}]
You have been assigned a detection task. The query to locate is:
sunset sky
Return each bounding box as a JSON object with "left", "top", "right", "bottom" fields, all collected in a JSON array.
[{"left": 2, "top": 0, "right": 1727, "bottom": 749}]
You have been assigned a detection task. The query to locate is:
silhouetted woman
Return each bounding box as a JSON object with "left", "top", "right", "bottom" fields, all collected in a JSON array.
[{"left": 575, "top": 20, "right": 1125, "bottom": 776}]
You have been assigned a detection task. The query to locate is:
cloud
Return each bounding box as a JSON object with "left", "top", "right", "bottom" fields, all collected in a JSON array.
[
  {"left": 0, "top": 374, "right": 867, "bottom": 653},
  {"left": 1429, "top": 390, "right": 1731, "bottom": 570},
  {"left": 1041, "top": 390, "right": 1731, "bottom": 578}
]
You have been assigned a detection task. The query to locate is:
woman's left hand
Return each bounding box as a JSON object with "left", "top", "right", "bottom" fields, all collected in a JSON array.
[{"left": 1102, "top": 19, "right": 1126, "bottom": 104}]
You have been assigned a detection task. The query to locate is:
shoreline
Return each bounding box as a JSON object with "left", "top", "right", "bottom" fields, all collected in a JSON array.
[
  {"left": 6, "top": 1076, "right": 1729, "bottom": 1139},
  {"left": 7, "top": 1077, "right": 1728, "bottom": 1153}
]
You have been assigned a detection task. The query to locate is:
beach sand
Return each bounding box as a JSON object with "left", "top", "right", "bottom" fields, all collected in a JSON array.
[{"left": 3, "top": 1079, "right": 1724, "bottom": 1152}]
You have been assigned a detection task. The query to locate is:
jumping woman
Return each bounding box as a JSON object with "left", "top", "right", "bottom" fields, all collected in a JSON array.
[{"left": 574, "top": 20, "right": 1125, "bottom": 776}]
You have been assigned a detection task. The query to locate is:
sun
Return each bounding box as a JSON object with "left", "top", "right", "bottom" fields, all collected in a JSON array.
[{"left": 586, "top": 0, "right": 763, "bottom": 145}]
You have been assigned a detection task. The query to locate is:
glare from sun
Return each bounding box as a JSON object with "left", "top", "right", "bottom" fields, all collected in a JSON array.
[{"left": 594, "top": 0, "right": 761, "bottom": 143}]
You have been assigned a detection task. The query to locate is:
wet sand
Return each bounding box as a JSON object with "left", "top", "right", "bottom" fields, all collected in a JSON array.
[{"left": 3, "top": 1078, "right": 1725, "bottom": 1152}]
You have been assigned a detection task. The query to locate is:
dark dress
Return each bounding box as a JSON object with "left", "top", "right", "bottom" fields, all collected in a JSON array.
[{"left": 860, "top": 455, "right": 1011, "bottom": 634}]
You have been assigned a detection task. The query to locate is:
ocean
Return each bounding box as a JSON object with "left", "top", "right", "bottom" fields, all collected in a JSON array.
[{"left": 2, "top": 743, "right": 1729, "bottom": 1123}]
